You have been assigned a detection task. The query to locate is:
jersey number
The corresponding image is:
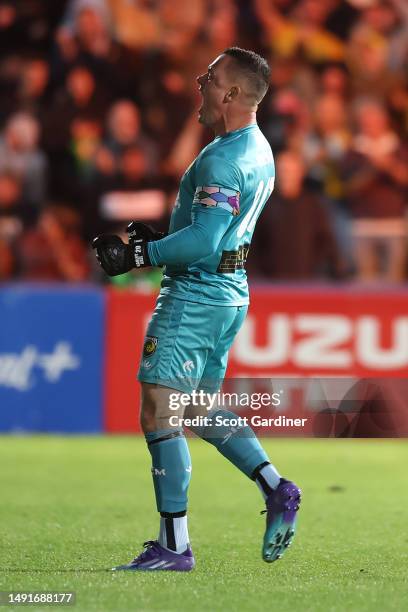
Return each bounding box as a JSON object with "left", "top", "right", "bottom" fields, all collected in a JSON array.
[{"left": 237, "top": 177, "right": 275, "bottom": 238}]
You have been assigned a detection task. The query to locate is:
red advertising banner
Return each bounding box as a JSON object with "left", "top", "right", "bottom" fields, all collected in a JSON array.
[
  {"left": 104, "top": 289, "right": 156, "bottom": 433},
  {"left": 104, "top": 287, "right": 408, "bottom": 433},
  {"left": 228, "top": 287, "right": 408, "bottom": 378}
]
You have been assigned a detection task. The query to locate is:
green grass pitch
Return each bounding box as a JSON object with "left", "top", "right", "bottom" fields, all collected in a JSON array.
[{"left": 0, "top": 436, "right": 407, "bottom": 612}]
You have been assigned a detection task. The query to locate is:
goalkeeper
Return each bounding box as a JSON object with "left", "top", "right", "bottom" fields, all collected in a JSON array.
[{"left": 93, "top": 48, "right": 301, "bottom": 572}]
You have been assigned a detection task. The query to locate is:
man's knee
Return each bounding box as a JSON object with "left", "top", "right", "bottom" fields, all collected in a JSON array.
[
  {"left": 140, "top": 383, "right": 159, "bottom": 433},
  {"left": 140, "top": 382, "right": 184, "bottom": 433},
  {"left": 140, "top": 405, "right": 156, "bottom": 433}
]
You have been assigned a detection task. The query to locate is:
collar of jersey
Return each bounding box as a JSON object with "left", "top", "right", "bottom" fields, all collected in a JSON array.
[{"left": 216, "top": 123, "right": 258, "bottom": 140}]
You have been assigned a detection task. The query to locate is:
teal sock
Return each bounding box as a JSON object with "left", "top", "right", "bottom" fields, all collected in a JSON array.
[
  {"left": 197, "top": 409, "right": 274, "bottom": 480},
  {"left": 145, "top": 429, "right": 192, "bottom": 514}
]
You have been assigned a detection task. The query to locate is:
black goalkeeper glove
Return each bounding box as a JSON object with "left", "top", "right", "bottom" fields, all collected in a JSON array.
[
  {"left": 92, "top": 234, "right": 140, "bottom": 276},
  {"left": 92, "top": 222, "right": 165, "bottom": 276},
  {"left": 127, "top": 221, "right": 166, "bottom": 269},
  {"left": 126, "top": 221, "right": 166, "bottom": 243}
]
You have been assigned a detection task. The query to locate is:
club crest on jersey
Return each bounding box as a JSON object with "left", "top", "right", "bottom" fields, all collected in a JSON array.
[
  {"left": 194, "top": 186, "right": 240, "bottom": 216},
  {"left": 143, "top": 336, "right": 158, "bottom": 357}
]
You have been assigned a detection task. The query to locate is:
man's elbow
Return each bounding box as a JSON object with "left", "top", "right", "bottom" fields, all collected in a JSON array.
[
  {"left": 189, "top": 222, "right": 226, "bottom": 262},
  {"left": 195, "top": 243, "right": 217, "bottom": 261},
  {"left": 193, "top": 227, "right": 221, "bottom": 259}
]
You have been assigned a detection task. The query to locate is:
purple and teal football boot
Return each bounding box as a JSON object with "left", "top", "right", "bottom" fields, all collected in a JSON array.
[
  {"left": 111, "top": 541, "right": 195, "bottom": 572},
  {"left": 262, "top": 478, "right": 301, "bottom": 563}
]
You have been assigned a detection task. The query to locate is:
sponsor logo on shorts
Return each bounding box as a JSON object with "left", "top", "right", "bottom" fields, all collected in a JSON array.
[
  {"left": 182, "top": 360, "right": 195, "bottom": 373},
  {"left": 143, "top": 336, "right": 158, "bottom": 358}
]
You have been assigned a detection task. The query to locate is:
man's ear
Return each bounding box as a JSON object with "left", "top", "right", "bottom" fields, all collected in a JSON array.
[{"left": 224, "top": 86, "right": 240, "bottom": 102}]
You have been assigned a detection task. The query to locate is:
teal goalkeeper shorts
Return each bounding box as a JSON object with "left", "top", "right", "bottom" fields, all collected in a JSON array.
[{"left": 137, "top": 294, "right": 248, "bottom": 393}]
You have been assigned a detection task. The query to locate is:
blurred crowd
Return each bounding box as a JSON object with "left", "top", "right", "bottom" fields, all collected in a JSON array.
[{"left": 0, "top": 0, "right": 407, "bottom": 286}]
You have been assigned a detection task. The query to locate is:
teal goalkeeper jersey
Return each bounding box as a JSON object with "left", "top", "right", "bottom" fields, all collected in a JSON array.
[{"left": 148, "top": 123, "right": 275, "bottom": 306}]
